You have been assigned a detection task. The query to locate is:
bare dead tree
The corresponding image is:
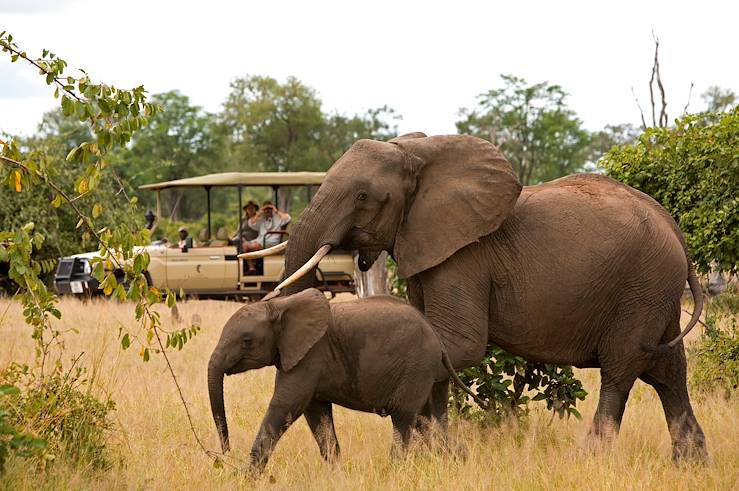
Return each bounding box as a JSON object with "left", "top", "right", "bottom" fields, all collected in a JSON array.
[
  {"left": 683, "top": 82, "right": 695, "bottom": 115},
  {"left": 649, "top": 32, "right": 669, "bottom": 127}
]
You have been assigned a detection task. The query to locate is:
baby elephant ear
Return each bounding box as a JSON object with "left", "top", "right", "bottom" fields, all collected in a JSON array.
[{"left": 268, "top": 288, "right": 330, "bottom": 372}]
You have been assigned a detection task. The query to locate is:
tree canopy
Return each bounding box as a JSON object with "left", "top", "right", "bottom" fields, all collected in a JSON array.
[
  {"left": 456, "top": 75, "right": 592, "bottom": 185},
  {"left": 218, "top": 74, "right": 398, "bottom": 170}
]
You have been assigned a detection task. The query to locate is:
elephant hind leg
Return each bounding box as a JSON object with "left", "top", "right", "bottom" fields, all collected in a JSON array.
[
  {"left": 304, "top": 399, "right": 340, "bottom": 462},
  {"left": 390, "top": 410, "right": 417, "bottom": 458},
  {"left": 638, "top": 346, "right": 707, "bottom": 461},
  {"left": 590, "top": 370, "right": 637, "bottom": 440}
]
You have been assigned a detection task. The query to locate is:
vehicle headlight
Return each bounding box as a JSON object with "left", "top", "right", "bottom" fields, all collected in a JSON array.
[{"left": 81, "top": 259, "right": 92, "bottom": 275}]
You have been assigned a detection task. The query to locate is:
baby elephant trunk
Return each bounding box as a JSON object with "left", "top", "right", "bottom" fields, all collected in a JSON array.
[
  {"left": 443, "top": 351, "right": 489, "bottom": 411},
  {"left": 207, "top": 355, "right": 230, "bottom": 453}
]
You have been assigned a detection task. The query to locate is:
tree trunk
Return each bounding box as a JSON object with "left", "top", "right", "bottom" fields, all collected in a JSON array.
[{"left": 354, "top": 251, "right": 389, "bottom": 298}]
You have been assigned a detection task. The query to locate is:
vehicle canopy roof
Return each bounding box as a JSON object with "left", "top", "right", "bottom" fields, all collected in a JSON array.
[{"left": 138, "top": 171, "right": 325, "bottom": 191}]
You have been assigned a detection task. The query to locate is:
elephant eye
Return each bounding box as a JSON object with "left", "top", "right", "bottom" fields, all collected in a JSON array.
[{"left": 356, "top": 191, "right": 368, "bottom": 201}]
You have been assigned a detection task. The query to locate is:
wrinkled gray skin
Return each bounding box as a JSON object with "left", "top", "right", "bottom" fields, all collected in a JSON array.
[
  {"left": 208, "top": 289, "right": 471, "bottom": 471},
  {"left": 280, "top": 133, "right": 707, "bottom": 460}
]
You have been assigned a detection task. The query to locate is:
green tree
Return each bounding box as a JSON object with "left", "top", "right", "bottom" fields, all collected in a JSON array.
[
  {"left": 701, "top": 86, "right": 737, "bottom": 113},
  {"left": 218, "top": 75, "right": 398, "bottom": 212},
  {"left": 218, "top": 75, "right": 326, "bottom": 174},
  {"left": 602, "top": 108, "right": 738, "bottom": 274},
  {"left": 457, "top": 75, "right": 591, "bottom": 185},
  {"left": 323, "top": 106, "right": 399, "bottom": 161},
  {"left": 1, "top": 109, "right": 141, "bottom": 279},
  {"left": 117, "top": 91, "right": 221, "bottom": 220},
  {"left": 588, "top": 123, "right": 641, "bottom": 163}
]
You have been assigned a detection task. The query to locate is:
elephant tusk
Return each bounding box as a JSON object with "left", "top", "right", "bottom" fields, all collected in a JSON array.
[
  {"left": 261, "top": 244, "right": 332, "bottom": 301},
  {"left": 237, "top": 241, "right": 288, "bottom": 259}
]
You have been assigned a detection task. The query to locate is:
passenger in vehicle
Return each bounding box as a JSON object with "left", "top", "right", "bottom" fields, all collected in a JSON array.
[
  {"left": 234, "top": 201, "right": 260, "bottom": 250},
  {"left": 254, "top": 201, "right": 291, "bottom": 247},
  {"left": 241, "top": 202, "right": 291, "bottom": 274},
  {"left": 176, "top": 227, "right": 193, "bottom": 250},
  {"left": 238, "top": 201, "right": 263, "bottom": 273}
]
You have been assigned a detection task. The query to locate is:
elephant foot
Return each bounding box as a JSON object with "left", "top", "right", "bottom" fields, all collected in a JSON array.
[{"left": 671, "top": 433, "right": 708, "bottom": 464}]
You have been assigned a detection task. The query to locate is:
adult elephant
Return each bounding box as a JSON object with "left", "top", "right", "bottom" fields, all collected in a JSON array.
[{"left": 254, "top": 132, "right": 706, "bottom": 459}]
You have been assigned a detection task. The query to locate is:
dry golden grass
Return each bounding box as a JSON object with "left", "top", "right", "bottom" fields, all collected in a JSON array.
[{"left": 0, "top": 297, "right": 737, "bottom": 490}]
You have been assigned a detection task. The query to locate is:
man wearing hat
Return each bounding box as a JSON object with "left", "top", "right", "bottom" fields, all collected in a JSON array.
[
  {"left": 250, "top": 201, "right": 291, "bottom": 248},
  {"left": 177, "top": 226, "right": 193, "bottom": 250}
]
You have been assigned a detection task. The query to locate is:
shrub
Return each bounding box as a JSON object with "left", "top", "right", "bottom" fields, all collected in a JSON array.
[
  {"left": 689, "top": 288, "right": 739, "bottom": 398},
  {"left": 0, "top": 384, "right": 47, "bottom": 475},
  {"left": 0, "top": 362, "right": 116, "bottom": 470}
]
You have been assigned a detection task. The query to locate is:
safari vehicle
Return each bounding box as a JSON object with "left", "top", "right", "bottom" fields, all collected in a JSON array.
[{"left": 53, "top": 172, "right": 356, "bottom": 299}]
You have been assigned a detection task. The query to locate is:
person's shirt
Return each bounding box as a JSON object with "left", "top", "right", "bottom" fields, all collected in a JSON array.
[
  {"left": 254, "top": 212, "right": 290, "bottom": 246},
  {"left": 239, "top": 215, "right": 260, "bottom": 241},
  {"left": 178, "top": 236, "right": 193, "bottom": 249}
]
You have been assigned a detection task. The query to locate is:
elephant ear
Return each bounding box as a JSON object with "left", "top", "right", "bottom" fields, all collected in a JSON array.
[
  {"left": 391, "top": 135, "right": 522, "bottom": 279},
  {"left": 268, "top": 288, "right": 330, "bottom": 372}
]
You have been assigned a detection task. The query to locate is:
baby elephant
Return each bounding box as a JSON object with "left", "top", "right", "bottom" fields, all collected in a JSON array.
[{"left": 207, "top": 288, "right": 481, "bottom": 470}]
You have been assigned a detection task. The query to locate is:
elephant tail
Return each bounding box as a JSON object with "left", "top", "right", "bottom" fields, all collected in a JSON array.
[
  {"left": 442, "top": 351, "right": 489, "bottom": 410},
  {"left": 643, "top": 259, "right": 704, "bottom": 354}
]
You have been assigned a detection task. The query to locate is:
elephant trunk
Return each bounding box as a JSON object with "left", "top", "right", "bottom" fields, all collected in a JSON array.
[
  {"left": 283, "top": 185, "right": 349, "bottom": 295},
  {"left": 207, "top": 354, "right": 230, "bottom": 453}
]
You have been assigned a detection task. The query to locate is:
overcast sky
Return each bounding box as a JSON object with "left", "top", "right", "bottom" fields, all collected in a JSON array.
[{"left": 1, "top": 0, "right": 737, "bottom": 138}]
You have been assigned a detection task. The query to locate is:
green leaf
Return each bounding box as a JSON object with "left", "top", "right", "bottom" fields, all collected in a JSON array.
[
  {"left": 133, "top": 254, "right": 144, "bottom": 274},
  {"left": 92, "top": 203, "right": 103, "bottom": 218},
  {"left": 92, "top": 262, "right": 105, "bottom": 281},
  {"left": 166, "top": 290, "right": 175, "bottom": 308},
  {"left": 121, "top": 333, "right": 131, "bottom": 350}
]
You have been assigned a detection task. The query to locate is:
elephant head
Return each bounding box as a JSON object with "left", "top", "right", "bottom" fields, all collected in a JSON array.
[
  {"left": 207, "top": 288, "right": 330, "bottom": 452},
  {"left": 281, "top": 133, "right": 521, "bottom": 292}
]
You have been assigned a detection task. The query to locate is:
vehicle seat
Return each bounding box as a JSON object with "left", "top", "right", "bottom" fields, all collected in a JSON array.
[
  {"left": 209, "top": 227, "right": 230, "bottom": 247},
  {"left": 194, "top": 228, "right": 209, "bottom": 247}
]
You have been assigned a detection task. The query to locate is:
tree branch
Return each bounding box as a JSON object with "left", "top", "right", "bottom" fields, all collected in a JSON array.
[
  {"left": 683, "top": 82, "right": 694, "bottom": 115},
  {"left": 0, "top": 40, "right": 82, "bottom": 103},
  {"left": 650, "top": 32, "right": 668, "bottom": 127},
  {"left": 631, "top": 87, "right": 648, "bottom": 130}
]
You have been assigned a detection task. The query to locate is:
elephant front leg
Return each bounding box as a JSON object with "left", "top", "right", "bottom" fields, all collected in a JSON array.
[
  {"left": 416, "top": 252, "right": 492, "bottom": 370},
  {"left": 249, "top": 402, "right": 304, "bottom": 471},
  {"left": 303, "top": 399, "right": 340, "bottom": 462},
  {"left": 250, "top": 375, "right": 315, "bottom": 472}
]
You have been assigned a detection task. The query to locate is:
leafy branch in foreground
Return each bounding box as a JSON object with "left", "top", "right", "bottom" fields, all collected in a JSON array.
[
  {"left": 0, "top": 32, "right": 220, "bottom": 466},
  {"left": 450, "top": 347, "right": 587, "bottom": 425}
]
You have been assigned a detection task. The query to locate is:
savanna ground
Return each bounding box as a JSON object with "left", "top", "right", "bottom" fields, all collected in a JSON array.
[{"left": 0, "top": 296, "right": 737, "bottom": 490}]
